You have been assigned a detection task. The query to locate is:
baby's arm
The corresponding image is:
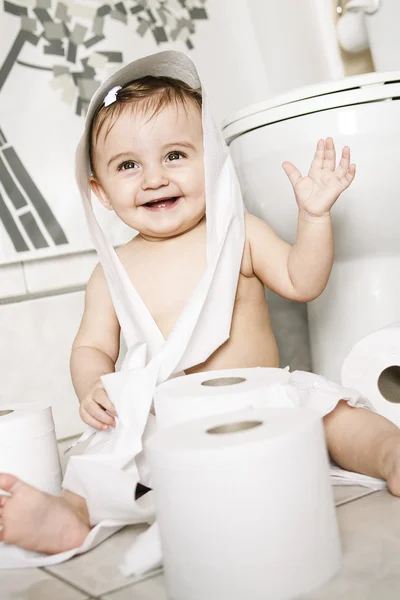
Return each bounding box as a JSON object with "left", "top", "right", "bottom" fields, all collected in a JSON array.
[
  {"left": 247, "top": 138, "right": 355, "bottom": 301},
  {"left": 70, "top": 264, "right": 121, "bottom": 430},
  {"left": 245, "top": 213, "right": 331, "bottom": 301}
]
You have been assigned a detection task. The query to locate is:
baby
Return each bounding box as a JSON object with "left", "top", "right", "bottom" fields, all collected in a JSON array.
[{"left": 1, "top": 58, "right": 400, "bottom": 556}]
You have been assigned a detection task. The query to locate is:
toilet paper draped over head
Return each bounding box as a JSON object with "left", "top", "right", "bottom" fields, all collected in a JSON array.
[
  {"left": 75, "top": 50, "right": 245, "bottom": 372},
  {"left": 63, "top": 50, "right": 245, "bottom": 522}
]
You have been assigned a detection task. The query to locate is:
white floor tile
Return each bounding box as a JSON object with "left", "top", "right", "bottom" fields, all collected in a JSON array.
[
  {"left": 303, "top": 490, "right": 400, "bottom": 599},
  {"left": 333, "top": 485, "right": 377, "bottom": 507},
  {"left": 1, "top": 567, "right": 88, "bottom": 600},
  {"left": 45, "top": 525, "right": 160, "bottom": 597},
  {"left": 102, "top": 573, "right": 167, "bottom": 600}
]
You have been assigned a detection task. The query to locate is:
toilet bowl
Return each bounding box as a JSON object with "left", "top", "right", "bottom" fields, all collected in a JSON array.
[
  {"left": 337, "top": 0, "right": 400, "bottom": 71},
  {"left": 223, "top": 72, "right": 400, "bottom": 382}
]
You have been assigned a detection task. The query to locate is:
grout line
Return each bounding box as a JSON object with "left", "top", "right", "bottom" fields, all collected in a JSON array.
[
  {"left": 335, "top": 488, "right": 380, "bottom": 508},
  {"left": 41, "top": 566, "right": 96, "bottom": 597},
  {"left": 94, "top": 568, "right": 164, "bottom": 598},
  {"left": 0, "top": 283, "right": 86, "bottom": 305}
]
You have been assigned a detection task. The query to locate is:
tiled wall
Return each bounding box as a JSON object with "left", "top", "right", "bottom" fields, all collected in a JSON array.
[{"left": 0, "top": 252, "right": 98, "bottom": 439}]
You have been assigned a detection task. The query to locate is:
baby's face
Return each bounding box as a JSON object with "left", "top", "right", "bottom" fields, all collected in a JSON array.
[{"left": 90, "top": 99, "right": 205, "bottom": 241}]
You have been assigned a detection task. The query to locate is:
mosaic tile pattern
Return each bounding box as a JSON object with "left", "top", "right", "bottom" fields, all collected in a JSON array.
[{"left": 2, "top": 0, "right": 209, "bottom": 116}]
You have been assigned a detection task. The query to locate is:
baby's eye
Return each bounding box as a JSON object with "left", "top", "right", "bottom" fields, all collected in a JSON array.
[
  {"left": 118, "top": 161, "right": 138, "bottom": 171},
  {"left": 166, "top": 151, "right": 185, "bottom": 162}
]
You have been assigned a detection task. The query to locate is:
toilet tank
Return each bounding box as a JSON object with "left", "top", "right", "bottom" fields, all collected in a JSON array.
[{"left": 366, "top": 0, "right": 400, "bottom": 71}]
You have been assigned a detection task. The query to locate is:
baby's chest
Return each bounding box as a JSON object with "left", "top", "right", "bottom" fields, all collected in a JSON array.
[{"left": 126, "top": 247, "right": 206, "bottom": 335}]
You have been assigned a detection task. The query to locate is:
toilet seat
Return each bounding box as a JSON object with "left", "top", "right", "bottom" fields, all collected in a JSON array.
[{"left": 223, "top": 71, "right": 400, "bottom": 144}]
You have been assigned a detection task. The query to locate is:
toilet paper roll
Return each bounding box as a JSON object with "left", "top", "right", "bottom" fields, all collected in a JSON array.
[
  {"left": 341, "top": 323, "right": 400, "bottom": 427},
  {"left": 0, "top": 403, "right": 62, "bottom": 495},
  {"left": 146, "top": 407, "right": 341, "bottom": 600},
  {"left": 336, "top": 10, "right": 369, "bottom": 53},
  {"left": 154, "top": 367, "right": 293, "bottom": 429},
  {"left": 341, "top": 324, "right": 400, "bottom": 428}
]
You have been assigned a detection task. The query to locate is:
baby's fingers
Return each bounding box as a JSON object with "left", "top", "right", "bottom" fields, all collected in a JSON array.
[
  {"left": 282, "top": 161, "right": 302, "bottom": 188},
  {"left": 336, "top": 146, "right": 351, "bottom": 179},
  {"left": 86, "top": 399, "right": 115, "bottom": 428},
  {"left": 79, "top": 406, "right": 110, "bottom": 431},
  {"left": 92, "top": 387, "right": 117, "bottom": 416}
]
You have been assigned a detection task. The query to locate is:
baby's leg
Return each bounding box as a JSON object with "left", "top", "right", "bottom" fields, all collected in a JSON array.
[
  {"left": 0, "top": 473, "right": 90, "bottom": 553},
  {"left": 324, "top": 402, "right": 400, "bottom": 496}
]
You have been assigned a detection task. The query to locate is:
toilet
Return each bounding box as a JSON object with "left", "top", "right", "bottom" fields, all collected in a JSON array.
[{"left": 223, "top": 71, "right": 400, "bottom": 382}]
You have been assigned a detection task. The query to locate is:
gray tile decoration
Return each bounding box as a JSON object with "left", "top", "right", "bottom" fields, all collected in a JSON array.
[
  {"left": 152, "top": 26, "right": 168, "bottom": 43},
  {"left": 97, "top": 4, "right": 112, "bottom": 17},
  {"left": 93, "top": 15, "right": 104, "bottom": 35},
  {"left": 98, "top": 51, "right": 123, "bottom": 63},
  {"left": 21, "top": 16, "right": 37, "bottom": 31},
  {"left": 63, "top": 22, "right": 71, "bottom": 37},
  {"left": 20, "top": 212, "right": 49, "bottom": 248},
  {"left": 110, "top": 9, "right": 128, "bottom": 24},
  {"left": 70, "top": 23, "right": 87, "bottom": 45},
  {"left": 55, "top": 1, "right": 69, "bottom": 21},
  {"left": 2, "top": 146, "right": 68, "bottom": 245},
  {"left": 157, "top": 7, "right": 167, "bottom": 25},
  {"left": 4, "top": 1, "right": 28, "bottom": 17},
  {"left": 44, "top": 40, "right": 65, "bottom": 56},
  {"left": 0, "top": 190, "right": 29, "bottom": 252},
  {"left": 136, "top": 20, "right": 149, "bottom": 36},
  {"left": 0, "top": 154, "right": 27, "bottom": 210},
  {"left": 189, "top": 7, "right": 207, "bottom": 19},
  {"left": 37, "top": 0, "right": 52, "bottom": 8},
  {"left": 66, "top": 41, "right": 77, "bottom": 63},
  {"left": 115, "top": 2, "right": 128, "bottom": 15},
  {"left": 33, "top": 7, "right": 53, "bottom": 24},
  {"left": 44, "top": 21, "right": 65, "bottom": 40},
  {"left": 84, "top": 34, "right": 106, "bottom": 48}
]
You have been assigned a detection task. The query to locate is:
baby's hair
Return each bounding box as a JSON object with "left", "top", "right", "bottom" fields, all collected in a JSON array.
[{"left": 89, "top": 75, "right": 202, "bottom": 176}]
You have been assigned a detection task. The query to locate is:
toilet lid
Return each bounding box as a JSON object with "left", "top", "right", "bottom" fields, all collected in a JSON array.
[{"left": 223, "top": 70, "right": 400, "bottom": 144}]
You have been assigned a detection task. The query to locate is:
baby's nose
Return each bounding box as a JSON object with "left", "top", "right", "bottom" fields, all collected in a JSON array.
[{"left": 141, "top": 165, "right": 169, "bottom": 189}]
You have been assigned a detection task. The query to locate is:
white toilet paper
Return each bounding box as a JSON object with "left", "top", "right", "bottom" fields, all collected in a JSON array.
[
  {"left": 342, "top": 323, "right": 400, "bottom": 428},
  {"left": 0, "top": 403, "right": 62, "bottom": 495},
  {"left": 154, "top": 367, "right": 293, "bottom": 429},
  {"left": 146, "top": 407, "right": 342, "bottom": 600},
  {"left": 336, "top": 10, "right": 369, "bottom": 53}
]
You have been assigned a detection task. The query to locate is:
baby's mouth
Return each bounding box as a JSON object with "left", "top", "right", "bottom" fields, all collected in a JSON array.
[{"left": 144, "top": 197, "right": 179, "bottom": 210}]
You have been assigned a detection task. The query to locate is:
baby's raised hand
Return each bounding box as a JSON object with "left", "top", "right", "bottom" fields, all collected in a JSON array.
[
  {"left": 79, "top": 380, "right": 117, "bottom": 430},
  {"left": 282, "top": 137, "right": 356, "bottom": 218}
]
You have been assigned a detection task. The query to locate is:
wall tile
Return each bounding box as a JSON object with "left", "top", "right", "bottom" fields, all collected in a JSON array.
[
  {"left": 0, "top": 291, "right": 85, "bottom": 439},
  {"left": 0, "top": 263, "right": 27, "bottom": 299},
  {"left": 23, "top": 251, "right": 98, "bottom": 294}
]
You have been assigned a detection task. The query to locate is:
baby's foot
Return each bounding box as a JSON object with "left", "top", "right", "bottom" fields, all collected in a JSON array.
[{"left": 0, "top": 473, "right": 89, "bottom": 554}]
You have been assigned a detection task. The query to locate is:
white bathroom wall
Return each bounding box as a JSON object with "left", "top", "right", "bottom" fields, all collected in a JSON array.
[{"left": 247, "top": 0, "right": 344, "bottom": 95}]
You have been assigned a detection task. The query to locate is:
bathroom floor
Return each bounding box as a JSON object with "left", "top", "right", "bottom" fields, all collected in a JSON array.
[{"left": 2, "top": 440, "right": 399, "bottom": 600}]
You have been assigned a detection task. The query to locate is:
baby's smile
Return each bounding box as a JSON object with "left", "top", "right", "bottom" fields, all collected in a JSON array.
[{"left": 142, "top": 196, "right": 180, "bottom": 210}]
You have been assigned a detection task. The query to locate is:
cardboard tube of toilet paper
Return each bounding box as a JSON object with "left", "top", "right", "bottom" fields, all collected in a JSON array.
[
  {"left": 341, "top": 323, "right": 400, "bottom": 428},
  {"left": 146, "top": 407, "right": 341, "bottom": 600},
  {"left": 0, "top": 403, "right": 62, "bottom": 495},
  {"left": 154, "top": 367, "right": 294, "bottom": 429}
]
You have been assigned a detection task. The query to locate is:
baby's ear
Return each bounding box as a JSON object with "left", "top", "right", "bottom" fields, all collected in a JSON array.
[{"left": 90, "top": 176, "right": 113, "bottom": 210}]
